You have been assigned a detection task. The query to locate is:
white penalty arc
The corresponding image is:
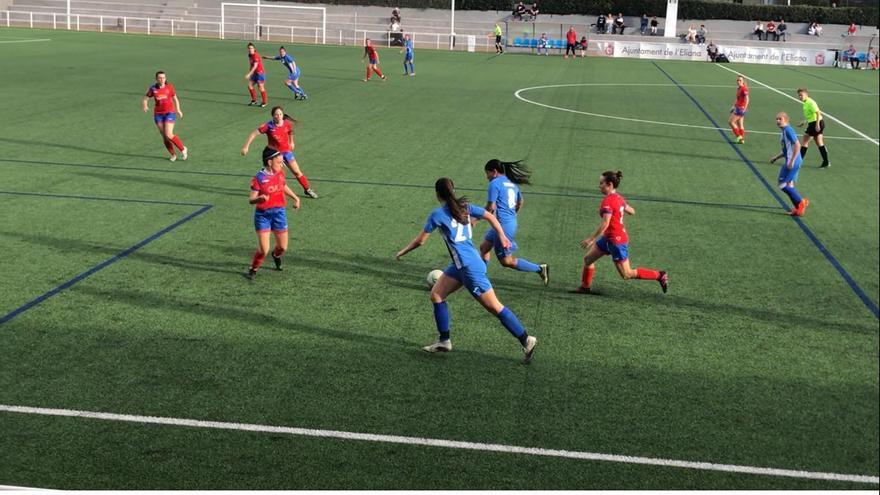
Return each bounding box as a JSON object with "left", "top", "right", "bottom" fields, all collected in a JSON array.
[
  {"left": 514, "top": 83, "right": 876, "bottom": 142},
  {"left": 1, "top": 404, "right": 878, "bottom": 485},
  {"left": 0, "top": 38, "right": 52, "bottom": 44}
]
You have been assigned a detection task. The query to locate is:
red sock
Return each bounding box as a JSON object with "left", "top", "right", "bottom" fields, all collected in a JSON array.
[
  {"left": 373, "top": 67, "right": 384, "bottom": 78},
  {"left": 636, "top": 267, "right": 660, "bottom": 280},
  {"left": 248, "top": 87, "right": 256, "bottom": 101},
  {"left": 273, "top": 246, "right": 285, "bottom": 257},
  {"left": 170, "top": 135, "right": 185, "bottom": 151},
  {"left": 163, "top": 138, "right": 175, "bottom": 156},
  {"left": 251, "top": 250, "right": 266, "bottom": 270},
  {"left": 260, "top": 90, "right": 267, "bottom": 104},
  {"left": 581, "top": 265, "right": 595, "bottom": 288},
  {"left": 297, "top": 175, "right": 311, "bottom": 190},
  {"left": 365, "top": 67, "right": 371, "bottom": 80}
]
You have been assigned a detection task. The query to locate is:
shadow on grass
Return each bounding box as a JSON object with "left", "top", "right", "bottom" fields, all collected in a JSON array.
[
  {"left": 70, "top": 169, "right": 243, "bottom": 197},
  {"left": 0, "top": 136, "right": 161, "bottom": 161}
]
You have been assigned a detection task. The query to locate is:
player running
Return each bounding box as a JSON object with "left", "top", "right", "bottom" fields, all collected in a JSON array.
[
  {"left": 245, "top": 42, "right": 268, "bottom": 107},
  {"left": 572, "top": 170, "right": 668, "bottom": 295},
  {"left": 770, "top": 112, "right": 809, "bottom": 216},
  {"left": 241, "top": 106, "right": 318, "bottom": 199},
  {"left": 478, "top": 159, "right": 548, "bottom": 285},
  {"left": 401, "top": 34, "right": 415, "bottom": 76},
  {"left": 396, "top": 178, "right": 537, "bottom": 363},
  {"left": 796, "top": 88, "right": 830, "bottom": 168},
  {"left": 247, "top": 147, "right": 301, "bottom": 280},
  {"left": 265, "top": 46, "right": 307, "bottom": 100},
  {"left": 363, "top": 39, "right": 386, "bottom": 82},
  {"left": 142, "top": 70, "right": 187, "bottom": 162},
  {"left": 729, "top": 75, "right": 749, "bottom": 144}
]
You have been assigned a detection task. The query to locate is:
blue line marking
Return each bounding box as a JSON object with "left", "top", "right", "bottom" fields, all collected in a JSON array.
[
  {"left": 0, "top": 190, "right": 209, "bottom": 207},
  {"left": 0, "top": 204, "right": 213, "bottom": 324},
  {"left": 652, "top": 61, "right": 878, "bottom": 319}
]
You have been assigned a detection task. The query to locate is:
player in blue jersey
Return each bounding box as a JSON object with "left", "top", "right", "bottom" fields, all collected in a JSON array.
[
  {"left": 401, "top": 34, "right": 415, "bottom": 76},
  {"left": 770, "top": 112, "right": 809, "bottom": 216},
  {"left": 396, "top": 178, "right": 538, "bottom": 362},
  {"left": 478, "top": 159, "right": 548, "bottom": 285},
  {"left": 264, "top": 46, "right": 307, "bottom": 100}
]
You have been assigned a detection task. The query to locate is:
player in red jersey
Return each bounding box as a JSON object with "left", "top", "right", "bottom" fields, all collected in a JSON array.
[
  {"left": 142, "top": 71, "right": 187, "bottom": 161},
  {"left": 241, "top": 106, "right": 318, "bottom": 198},
  {"left": 247, "top": 147, "right": 301, "bottom": 279},
  {"left": 245, "top": 42, "right": 268, "bottom": 107},
  {"left": 363, "top": 38, "right": 386, "bottom": 82},
  {"left": 728, "top": 75, "right": 749, "bottom": 144},
  {"left": 572, "top": 170, "right": 668, "bottom": 294}
]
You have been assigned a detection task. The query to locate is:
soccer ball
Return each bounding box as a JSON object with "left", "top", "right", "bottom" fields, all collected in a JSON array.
[{"left": 426, "top": 269, "right": 444, "bottom": 288}]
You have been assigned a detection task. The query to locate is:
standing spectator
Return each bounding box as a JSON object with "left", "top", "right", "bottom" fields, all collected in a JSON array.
[
  {"left": 844, "top": 44, "right": 860, "bottom": 69},
  {"left": 577, "top": 35, "right": 588, "bottom": 58},
  {"left": 753, "top": 20, "right": 765, "bottom": 40},
  {"left": 595, "top": 13, "right": 606, "bottom": 34},
  {"left": 613, "top": 13, "right": 625, "bottom": 35},
  {"left": 846, "top": 22, "right": 857, "bottom": 37},
  {"left": 528, "top": 3, "right": 539, "bottom": 21},
  {"left": 766, "top": 20, "right": 776, "bottom": 41},
  {"left": 706, "top": 40, "right": 719, "bottom": 62},
  {"left": 650, "top": 16, "right": 659, "bottom": 35},
  {"left": 776, "top": 19, "right": 788, "bottom": 41},
  {"left": 640, "top": 14, "right": 649, "bottom": 35},
  {"left": 868, "top": 48, "right": 879, "bottom": 70},
  {"left": 564, "top": 26, "right": 577, "bottom": 59},
  {"left": 605, "top": 13, "right": 614, "bottom": 34},
  {"left": 696, "top": 24, "right": 707, "bottom": 44},
  {"left": 686, "top": 24, "right": 697, "bottom": 44},
  {"left": 513, "top": 1, "right": 526, "bottom": 21},
  {"left": 536, "top": 33, "right": 549, "bottom": 55}
]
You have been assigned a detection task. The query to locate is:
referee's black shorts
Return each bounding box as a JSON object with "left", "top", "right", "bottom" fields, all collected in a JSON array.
[
  {"left": 495, "top": 35, "right": 502, "bottom": 44},
  {"left": 806, "top": 119, "right": 825, "bottom": 137}
]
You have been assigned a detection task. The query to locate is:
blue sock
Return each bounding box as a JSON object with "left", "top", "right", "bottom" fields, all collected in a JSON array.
[
  {"left": 286, "top": 83, "right": 297, "bottom": 94},
  {"left": 782, "top": 186, "right": 802, "bottom": 207},
  {"left": 514, "top": 258, "right": 541, "bottom": 273},
  {"left": 297, "top": 87, "right": 305, "bottom": 96},
  {"left": 497, "top": 307, "right": 527, "bottom": 345},
  {"left": 433, "top": 302, "right": 450, "bottom": 341},
  {"left": 409, "top": 61, "right": 415, "bottom": 73},
  {"left": 403, "top": 62, "right": 409, "bottom": 74}
]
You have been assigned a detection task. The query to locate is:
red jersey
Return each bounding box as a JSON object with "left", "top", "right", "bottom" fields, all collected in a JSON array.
[
  {"left": 249, "top": 52, "right": 265, "bottom": 74},
  {"left": 365, "top": 45, "right": 378, "bottom": 60},
  {"left": 598, "top": 192, "right": 629, "bottom": 245},
  {"left": 566, "top": 30, "right": 577, "bottom": 44},
  {"left": 146, "top": 83, "right": 176, "bottom": 114},
  {"left": 257, "top": 120, "right": 292, "bottom": 152},
  {"left": 251, "top": 169, "right": 287, "bottom": 210},
  {"left": 735, "top": 84, "right": 749, "bottom": 109}
]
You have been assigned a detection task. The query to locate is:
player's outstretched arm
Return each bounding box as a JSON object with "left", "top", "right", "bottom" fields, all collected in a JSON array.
[
  {"left": 624, "top": 204, "right": 635, "bottom": 215},
  {"left": 396, "top": 231, "right": 431, "bottom": 260},
  {"left": 241, "top": 129, "right": 260, "bottom": 155},
  {"left": 249, "top": 190, "right": 268, "bottom": 205}
]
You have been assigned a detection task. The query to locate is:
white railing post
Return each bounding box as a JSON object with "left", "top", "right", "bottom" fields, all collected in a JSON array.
[
  {"left": 171, "top": 20, "right": 174, "bottom": 36},
  {"left": 338, "top": 29, "right": 342, "bottom": 45},
  {"left": 321, "top": 9, "right": 325, "bottom": 44},
  {"left": 220, "top": 6, "right": 224, "bottom": 39},
  {"left": 147, "top": 18, "right": 150, "bottom": 35},
  {"left": 53, "top": 13, "right": 56, "bottom": 29},
  {"left": 76, "top": 14, "right": 79, "bottom": 31},
  {"left": 314, "top": 27, "right": 318, "bottom": 44},
  {"left": 29, "top": 12, "right": 33, "bottom": 28},
  {"left": 290, "top": 26, "right": 294, "bottom": 43},
  {"left": 436, "top": 34, "right": 440, "bottom": 49},
  {"left": 123, "top": 17, "right": 127, "bottom": 33},
  {"left": 195, "top": 20, "right": 198, "bottom": 38},
  {"left": 100, "top": 16, "right": 103, "bottom": 32}
]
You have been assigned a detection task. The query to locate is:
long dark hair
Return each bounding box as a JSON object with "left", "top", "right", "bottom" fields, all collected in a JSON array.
[
  {"left": 435, "top": 178, "right": 469, "bottom": 224},
  {"left": 601, "top": 170, "right": 623, "bottom": 189},
  {"left": 270, "top": 106, "right": 299, "bottom": 128},
  {"left": 484, "top": 159, "right": 531, "bottom": 185}
]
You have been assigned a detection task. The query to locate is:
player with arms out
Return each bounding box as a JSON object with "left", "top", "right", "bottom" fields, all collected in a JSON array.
[
  {"left": 245, "top": 42, "right": 268, "bottom": 107},
  {"left": 142, "top": 71, "right": 187, "bottom": 162},
  {"left": 401, "top": 34, "right": 415, "bottom": 76},
  {"left": 363, "top": 39, "right": 386, "bottom": 82},
  {"left": 265, "top": 46, "right": 307, "bottom": 100},
  {"left": 729, "top": 75, "right": 749, "bottom": 144},
  {"left": 247, "top": 147, "right": 301, "bottom": 279},
  {"left": 572, "top": 170, "right": 668, "bottom": 295},
  {"left": 241, "top": 106, "right": 318, "bottom": 199},
  {"left": 478, "top": 159, "right": 548, "bottom": 285},
  {"left": 396, "top": 178, "right": 538, "bottom": 363},
  {"left": 770, "top": 112, "right": 809, "bottom": 216},
  {"left": 796, "top": 88, "right": 830, "bottom": 168}
]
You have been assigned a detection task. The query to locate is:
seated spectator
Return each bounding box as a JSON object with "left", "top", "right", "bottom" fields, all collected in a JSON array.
[
  {"left": 845, "top": 44, "right": 860, "bottom": 69},
  {"left": 536, "top": 33, "right": 549, "bottom": 55},
  {"left": 513, "top": 1, "right": 526, "bottom": 21},
  {"left": 766, "top": 20, "right": 776, "bottom": 40},
  {"left": 640, "top": 14, "right": 648, "bottom": 35},
  {"left": 527, "top": 3, "right": 539, "bottom": 21},
  {"left": 595, "top": 13, "right": 606, "bottom": 34},
  {"left": 697, "top": 24, "right": 707, "bottom": 44},
  {"left": 845, "top": 22, "right": 856, "bottom": 37},
  {"left": 577, "top": 35, "right": 588, "bottom": 57},
  {"left": 605, "top": 13, "right": 614, "bottom": 34},
  {"left": 776, "top": 19, "right": 787, "bottom": 41},
  {"left": 686, "top": 24, "right": 697, "bottom": 43},
  {"left": 389, "top": 20, "right": 403, "bottom": 46},
  {"left": 613, "top": 13, "right": 625, "bottom": 35},
  {"left": 753, "top": 20, "right": 765, "bottom": 40},
  {"left": 808, "top": 22, "right": 822, "bottom": 36},
  {"left": 650, "top": 16, "right": 659, "bottom": 35},
  {"left": 391, "top": 6, "right": 401, "bottom": 24},
  {"left": 706, "top": 40, "right": 719, "bottom": 62},
  {"left": 869, "top": 48, "right": 879, "bottom": 70}
]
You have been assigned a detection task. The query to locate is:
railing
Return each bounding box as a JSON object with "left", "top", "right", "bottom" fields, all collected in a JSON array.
[{"left": 1, "top": 10, "right": 223, "bottom": 37}]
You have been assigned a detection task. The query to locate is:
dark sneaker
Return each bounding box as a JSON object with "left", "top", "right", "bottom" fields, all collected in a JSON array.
[
  {"left": 569, "top": 286, "right": 597, "bottom": 295},
  {"left": 246, "top": 268, "right": 257, "bottom": 280},
  {"left": 304, "top": 188, "right": 318, "bottom": 199},
  {"left": 248, "top": 100, "right": 258, "bottom": 106},
  {"left": 659, "top": 271, "right": 668, "bottom": 294},
  {"left": 819, "top": 162, "right": 830, "bottom": 168},
  {"left": 272, "top": 255, "right": 283, "bottom": 271},
  {"left": 538, "top": 264, "right": 549, "bottom": 286}
]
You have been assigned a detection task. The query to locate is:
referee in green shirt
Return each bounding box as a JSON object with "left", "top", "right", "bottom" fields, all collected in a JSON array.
[
  {"left": 796, "top": 88, "right": 830, "bottom": 168},
  {"left": 493, "top": 23, "right": 504, "bottom": 54}
]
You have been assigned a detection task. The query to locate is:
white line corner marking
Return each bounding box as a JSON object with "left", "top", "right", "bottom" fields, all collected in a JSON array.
[{"left": 1, "top": 404, "right": 877, "bottom": 485}]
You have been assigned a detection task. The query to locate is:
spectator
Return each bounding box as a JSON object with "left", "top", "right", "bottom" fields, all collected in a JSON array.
[
  {"left": 766, "top": 20, "right": 777, "bottom": 41},
  {"left": 595, "top": 13, "right": 606, "bottom": 34},
  {"left": 707, "top": 40, "right": 719, "bottom": 62},
  {"left": 808, "top": 22, "right": 822, "bottom": 36},
  {"left": 640, "top": 14, "right": 648, "bottom": 35},
  {"left": 868, "top": 48, "right": 879, "bottom": 70},
  {"left": 605, "top": 13, "right": 613, "bottom": 34},
  {"left": 753, "top": 20, "right": 765, "bottom": 40},
  {"left": 650, "top": 16, "right": 659, "bottom": 35},
  {"left": 844, "top": 44, "right": 860, "bottom": 69},
  {"left": 391, "top": 6, "right": 401, "bottom": 24},
  {"left": 845, "top": 22, "right": 856, "bottom": 37},
  {"left": 613, "top": 13, "right": 625, "bottom": 35},
  {"left": 564, "top": 25, "right": 577, "bottom": 59},
  {"left": 513, "top": 1, "right": 526, "bottom": 21},
  {"left": 528, "top": 3, "right": 539, "bottom": 21},
  {"left": 686, "top": 24, "right": 697, "bottom": 43},
  {"left": 389, "top": 19, "right": 403, "bottom": 46},
  {"left": 696, "top": 24, "right": 707, "bottom": 44},
  {"left": 777, "top": 19, "right": 787, "bottom": 41},
  {"left": 536, "top": 33, "right": 549, "bottom": 55},
  {"left": 577, "top": 35, "right": 588, "bottom": 58}
]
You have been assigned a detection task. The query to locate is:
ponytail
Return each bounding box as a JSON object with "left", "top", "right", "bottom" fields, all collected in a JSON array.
[
  {"left": 434, "top": 178, "right": 469, "bottom": 224},
  {"left": 283, "top": 113, "right": 299, "bottom": 128},
  {"left": 485, "top": 159, "right": 531, "bottom": 185},
  {"left": 600, "top": 170, "right": 623, "bottom": 189}
]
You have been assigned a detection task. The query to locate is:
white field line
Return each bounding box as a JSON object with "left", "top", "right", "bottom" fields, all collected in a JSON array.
[
  {"left": 528, "top": 82, "right": 878, "bottom": 96},
  {"left": 1, "top": 404, "right": 877, "bottom": 485},
  {"left": 0, "top": 39, "right": 51, "bottom": 44},
  {"left": 0, "top": 485, "right": 54, "bottom": 491},
  {"left": 714, "top": 63, "right": 879, "bottom": 146},
  {"left": 514, "top": 84, "right": 869, "bottom": 141}
]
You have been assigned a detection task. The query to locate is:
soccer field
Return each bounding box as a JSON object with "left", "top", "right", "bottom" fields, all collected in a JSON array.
[{"left": 0, "top": 28, "right": 878, "bottom": 489}]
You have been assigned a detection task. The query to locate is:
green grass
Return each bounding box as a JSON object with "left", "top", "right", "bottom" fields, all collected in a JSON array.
[{"left": 0, "top": 28, "right": 878, "bottom": 489}]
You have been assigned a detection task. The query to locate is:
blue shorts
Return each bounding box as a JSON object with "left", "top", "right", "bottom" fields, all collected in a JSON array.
[
  {"left": 733, "top": 106, "right": 747, "bottom": 117},
  {"left": 443, "top": 263, "right": 492, "bottom": 298},
  {"left": 596, "top": 237, "right": 629, "bottom": 262},
  {"left": 484, "top": 224, "right": 518, "bottom": 259},
  {"left": 250, "top": 72, "right": 266, "bottom": 83},
  {"left": 404, "top": 53, "right": 413, "bottom": 61},
  {"left": 369, "top": 58, "right": 378, "bottom": 65},
  {"left": 778, "top": 161, "right": 801, "bottom": 184},
  {"left": 282, "top": 151, "right": 296, "bottom": 165},
  {"left": 287, "top": 68, "right": 301, "bottom": 81},
  {"left": 153, "top": 112, "right": 176, "bottom": 124},
  {"left": 254, "top": 207, "right": 287, "bottom": 232}
]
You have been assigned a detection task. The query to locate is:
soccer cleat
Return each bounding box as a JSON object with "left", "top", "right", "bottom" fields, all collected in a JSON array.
[
  {"left": 180, "top": 147, "right": 188, "bottom": 161},
  {"left": 569, "top": 286, "right": 597, "bottom": 295},
  {"left": 293, "top": 94, "right": 300, "bottom": 100},
  {"left": 819, "top": 161, "right": 830, "bottom": 168},
  {"left": 659, "top": 271, "right": 669, "bottom": 294},
  {"left": 795, "top": 198, "right": 810, "bottom": 216},
  {"left": 272, "top": 254, "right": 283, "bottom": 271},
  {"left": 422, "top": 339, "right": 452, "bottom": 353},
  {"left": 538, "top": 264, "right": 549, "bottom": 286},
  {"left": 169, "top": 154, "right": 177, "bottom": 162},
  {"left": 246, "top": 268, "right": 257, "bottom": 280},
  {"left": 259, "top": 103, "right": 267, "bottom": 108},
  {"left": 304, "top": 188, "right": 319, "bottom": 199},
  {"left": 736, "top": 135, "right": 745, "bottom": 144},
  {"left": 522, "top": 336, "right": 537, "bottom": 363},
  {"left": 248, "top": 100, "right": 258, "bottom": 106},
  {"left": 300, "top": 93, "right": 308, "bottom": 100},
  {"left": 380, "top": 75, "right": 387, "bottom": 81},
  {"left": 409, "top": 73, "right": 415, "bottom": 76}
]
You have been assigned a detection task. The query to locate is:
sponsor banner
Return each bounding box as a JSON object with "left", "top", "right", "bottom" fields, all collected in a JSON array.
[
  {"left": 614, "top": 41, "right": 705, "bottom": 61},
  {"left": 717, "top": 44, "right": 834, "bottom": 67}
]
